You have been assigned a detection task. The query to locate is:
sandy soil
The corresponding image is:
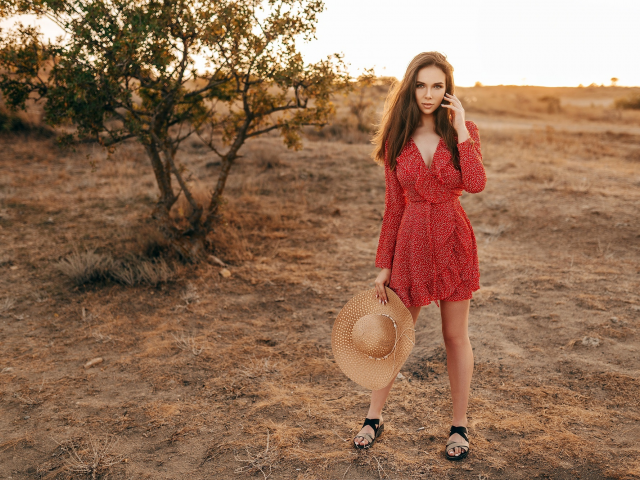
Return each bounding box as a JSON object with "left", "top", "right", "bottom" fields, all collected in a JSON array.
[{"left": 1, "top": 100, "right": 639, "bottom": 479}]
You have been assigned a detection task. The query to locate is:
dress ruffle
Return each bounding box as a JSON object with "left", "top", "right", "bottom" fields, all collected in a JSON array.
[{"left": 388, "top": 201, "right": 479, "bottom": 308}]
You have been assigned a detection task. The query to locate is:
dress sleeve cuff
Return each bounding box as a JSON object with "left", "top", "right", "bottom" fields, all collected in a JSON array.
[{"left": 457, "top": 136, "right": 476, "bottom": 148}]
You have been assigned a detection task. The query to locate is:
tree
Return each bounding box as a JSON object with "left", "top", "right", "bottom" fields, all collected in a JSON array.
[
  {"left": 610, "top": 77, "right": 618, "bottom": 87},
  {"left": 0, "top": 0, "right": 351, "bottom": 261}
]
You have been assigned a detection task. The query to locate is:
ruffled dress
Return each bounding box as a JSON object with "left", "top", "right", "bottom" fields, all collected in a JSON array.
[{"left": 375, "top": 120, "right": 486, "bottom": 308}]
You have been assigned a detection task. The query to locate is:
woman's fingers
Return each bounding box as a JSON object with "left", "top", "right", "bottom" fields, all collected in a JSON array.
[
  {"left": 444, "top": 94, "right": 464, "bottom": 110},
  {"left": 375, "top": 269, "right": 391, "bottom": 304},
  {"left": 375, "top": 283, "right": 383, "bottom": 303},
  {"left": 444, "top": 93, "right": 462, "bottom": 106},
  {"left": 376, "top": 283, "right": 388, "bottom": 304},
  {"left": 440, "top": 104, "right": 460, "bottom": 110}
]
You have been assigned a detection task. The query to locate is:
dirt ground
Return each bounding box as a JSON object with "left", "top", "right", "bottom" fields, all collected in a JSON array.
[{"left": 1, "top": 86, "right": 640, "bottom": 479}]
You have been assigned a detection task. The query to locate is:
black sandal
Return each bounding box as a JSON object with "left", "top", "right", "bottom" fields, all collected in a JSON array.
[
  {"left": 445, "top": 425, "right": 469, "bottom": 460},
  {"left": 353, "top": 418, "right": 384, "bottom": 450}
]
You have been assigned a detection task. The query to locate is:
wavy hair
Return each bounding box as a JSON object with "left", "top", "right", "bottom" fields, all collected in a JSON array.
[{"left": 372, "top": 52, "right": 460, "bottom": 171}]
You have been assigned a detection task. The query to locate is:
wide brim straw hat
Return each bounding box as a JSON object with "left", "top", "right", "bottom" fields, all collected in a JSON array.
[{"left": 331, "top": 286, "right": 415, "bottom": 390}]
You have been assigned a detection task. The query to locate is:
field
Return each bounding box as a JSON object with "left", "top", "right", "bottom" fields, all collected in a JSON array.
[{"left": 1, "top": 84, "right": 640, "bottom": 479}]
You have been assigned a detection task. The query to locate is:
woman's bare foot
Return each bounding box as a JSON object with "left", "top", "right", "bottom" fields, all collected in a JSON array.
[{"left": 353, "top": 415, "right": 383, "bottom": 447}]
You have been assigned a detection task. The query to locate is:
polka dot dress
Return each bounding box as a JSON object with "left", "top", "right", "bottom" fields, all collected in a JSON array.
[{"left": 375, "top": 120, "right": 486, "bottom": 308}]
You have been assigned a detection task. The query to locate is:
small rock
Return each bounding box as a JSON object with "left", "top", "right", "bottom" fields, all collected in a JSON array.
[
  {"left": 581, "top": 336, "right": 600, "bottom": 347},
  {"left": 23, "top": 416, "right": 30, "bottom": 420},
  {"left": 208, "top": 255, "right": 227, "bottom": 267},
  {"left": 1, "top": 367, "right": 14, "bottom": 373},
  {"left": 219, "top": 268, "right": 231, "bottom": 278},
  {"left": 396, "top": 372, "right": 405, "bottom": 380},
  {"left": 10, "top": 266, "right": 18, "bottom": 270},
  {"left": 417, "top": 427, "right": 425, "bottom": 431},
  {"left": 46, "top": 217, "right": 54, "bottom": 223},
  {"left": 275, "top": 298, "right": 285, "bottom": 302},
  {"left": 84, "top": 357, "right": 104, "bottom": 369},
  {"left": 610, "top": 317, "right": 618, "bottom": 323}
]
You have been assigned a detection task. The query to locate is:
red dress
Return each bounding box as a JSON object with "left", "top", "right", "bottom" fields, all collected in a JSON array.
[{"left": 375, "top": 120, "right": 486, "bottom": 308}]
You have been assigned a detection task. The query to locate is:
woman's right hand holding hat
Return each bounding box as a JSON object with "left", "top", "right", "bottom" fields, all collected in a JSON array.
[{"left": 375, "top": 269, "right": 391, "bottom": 305}]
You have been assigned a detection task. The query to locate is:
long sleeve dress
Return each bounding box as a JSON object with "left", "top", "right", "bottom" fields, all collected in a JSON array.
[{"left": 375, "top": 120, "right": 486, "bottom": 308}]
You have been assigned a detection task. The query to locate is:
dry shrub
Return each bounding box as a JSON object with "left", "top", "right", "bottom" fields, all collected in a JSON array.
[
  {"left": 37, "top": 433, "right": 126, "bottom": 480},
  {"left": 234, "top": 429, "right": 280, "bottom": 479},
  {"left": 171, "top": 330, "right": 204, "bottom": 356},
  {"left": 131, "top": 224, "right": 172, "bottom": 259},
  {"left": 615, "top": 93, "right": 640, "bottom": 110},
  {"left": 169, "top": 180, "right": 212, "bottom": 229},
  {"left": 0, "top": 105, "right": 53, "bottom": 136},
  {"left": 247, "top": 147, "right": 284, "bottom": 170},
  {"left": 0, "top": 296, "right": 16, "bottom": 316},
  {"left": 55, "top": 248, "right": 174, "bottom": 286},
  {"left": 304, "top": 118, "right": 372, "bottom": 144},
  {"left": 55, "top": 248, "right": 115, "bottom": 285},
  {"left": 539, "top": 95, "right": 562, "bottom": 113},
  {"left": 110, "top": 257, "right": 174, "bottom": 286},
  {"left": 207, "top": 192, "right": 308, "bottom": 263}
]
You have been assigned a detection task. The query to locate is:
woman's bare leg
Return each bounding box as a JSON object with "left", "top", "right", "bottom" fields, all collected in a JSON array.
[
  {"left": 354, "top": 305, "right": 421, "bottom": 447},
  {"left": 440, "top": 298, "right": 473, "bottom": 456}
]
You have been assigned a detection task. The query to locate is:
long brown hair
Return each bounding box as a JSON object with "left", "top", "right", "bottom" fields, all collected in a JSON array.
[{"left": 372, "top": 52, "right": 461, "bottom": 171}]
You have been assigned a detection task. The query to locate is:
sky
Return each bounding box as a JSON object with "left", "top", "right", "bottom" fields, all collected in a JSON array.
[
  {"left": 299, "top": 0, "right": 640, "bottom": 87},
  {"left": 2, "top": 0, "right": 639, "bottom": 87}
]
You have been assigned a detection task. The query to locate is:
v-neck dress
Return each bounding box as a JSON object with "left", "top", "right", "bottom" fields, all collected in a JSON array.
[{"left": 375, "top": 120, "right": 486, "bottom": 308}]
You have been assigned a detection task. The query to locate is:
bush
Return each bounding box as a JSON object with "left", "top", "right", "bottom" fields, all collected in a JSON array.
[
  {"left": 55, "top": 248, "right": 174, "bottom": 286},
  {"left": 539, "top": 96, "right": 562, "bottom": 113},
  {"left": 111, "top": 258, "right": 174, "bottom": 286},
  {"left": 0, "top": 106, "right": 53, "bottom": 136},
  {"left": 55, "top": 249, "right": 115, "bottom": 285},
  {"left": 0, "top": 108, "right": 29, "bottom": 132},
  {"left": 615, "top": 94, "right": 640, "bottom": 110}
]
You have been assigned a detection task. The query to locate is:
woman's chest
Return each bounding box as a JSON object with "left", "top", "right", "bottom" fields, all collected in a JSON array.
[{"left": 396, "top": 140, "right": 463, "bottom": 191}]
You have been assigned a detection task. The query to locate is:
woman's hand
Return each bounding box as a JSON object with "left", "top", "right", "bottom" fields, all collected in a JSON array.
[
  {"left": 441, "top": 93, "right": 469, "bottom": 142},
  {"left": 375, "top": 268, "right": 392, "bottom": 304}
]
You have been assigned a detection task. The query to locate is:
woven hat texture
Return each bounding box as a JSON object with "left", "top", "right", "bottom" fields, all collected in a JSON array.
[{"left": 331, "top": 287, "right": 415, "bottom": 390}]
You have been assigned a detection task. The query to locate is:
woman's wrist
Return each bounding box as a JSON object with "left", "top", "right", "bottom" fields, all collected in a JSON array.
[{"left": 456, "top": 127, "right": 470, "bottom": 144}]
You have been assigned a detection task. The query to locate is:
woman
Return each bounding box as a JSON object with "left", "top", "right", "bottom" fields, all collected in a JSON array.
[{"left": 352, "top": 52, "right": 486, "bottom": 460}]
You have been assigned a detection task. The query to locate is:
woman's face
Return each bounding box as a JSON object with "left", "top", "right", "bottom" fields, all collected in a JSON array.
[{"left": 414, "top": 65, "right": 447, "bottom": 115}]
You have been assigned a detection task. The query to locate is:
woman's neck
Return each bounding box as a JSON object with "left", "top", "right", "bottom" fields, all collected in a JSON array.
[{"left": 417, "top": 113, "right": 436, "bottom": 132}]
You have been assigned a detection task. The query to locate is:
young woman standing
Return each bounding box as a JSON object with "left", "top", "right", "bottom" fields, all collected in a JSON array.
[{"left": 352, "top": 52, "right": 486, "bottom": 460}]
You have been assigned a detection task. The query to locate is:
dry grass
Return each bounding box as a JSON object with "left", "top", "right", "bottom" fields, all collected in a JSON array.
[{"left": 1, "top": 86, "right": 640, "bottom": 479}]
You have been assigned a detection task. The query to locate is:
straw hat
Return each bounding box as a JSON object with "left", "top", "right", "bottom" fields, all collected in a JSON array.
[{"left": 331, "top": 287, "right": 416, "bottom": 390}]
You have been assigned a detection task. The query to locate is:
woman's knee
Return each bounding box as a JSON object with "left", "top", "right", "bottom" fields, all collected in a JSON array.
[{"left": 443, "top": 332, "right": 470, "bottom": 348}]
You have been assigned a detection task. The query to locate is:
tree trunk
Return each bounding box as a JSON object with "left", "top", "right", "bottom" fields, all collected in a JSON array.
[
  {"left": 144, "top": 142, "right": 209, "bottom": 262},
  {"left": 146, "top": 143, "right": 177, "bottom": 221}
]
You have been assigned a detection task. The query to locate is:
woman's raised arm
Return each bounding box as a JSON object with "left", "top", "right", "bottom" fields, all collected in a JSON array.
[{"left": 458, "top": 120, "right": 486, "bottom": 194}]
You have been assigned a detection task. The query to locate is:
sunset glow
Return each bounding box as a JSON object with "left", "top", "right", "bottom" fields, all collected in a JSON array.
[{"left": 2, "top": 0, "right": 639, "bottom": 87}]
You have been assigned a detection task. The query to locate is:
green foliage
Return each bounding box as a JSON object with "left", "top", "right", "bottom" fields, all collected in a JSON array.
[{"left": 0, "top": 0, "right": 351, "bottom": 244}]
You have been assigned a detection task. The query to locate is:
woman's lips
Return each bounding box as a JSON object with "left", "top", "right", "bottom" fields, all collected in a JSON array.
[{"left": 422, "top": 103, "right": 434, "bottom": 108}]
